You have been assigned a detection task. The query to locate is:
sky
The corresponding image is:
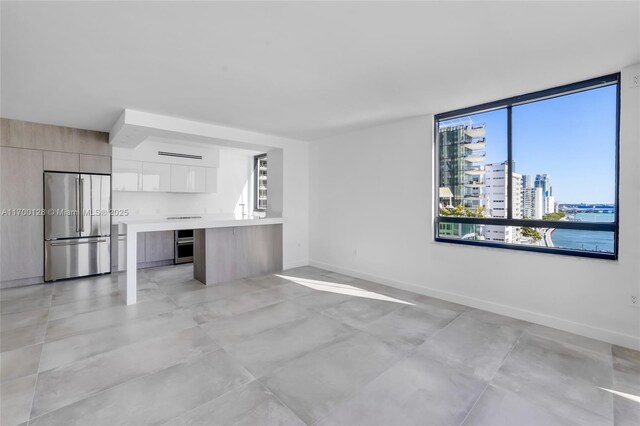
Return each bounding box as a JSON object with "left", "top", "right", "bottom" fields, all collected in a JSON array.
[{"left": 459, "top": 84, "right": 617, "bottom": 204}]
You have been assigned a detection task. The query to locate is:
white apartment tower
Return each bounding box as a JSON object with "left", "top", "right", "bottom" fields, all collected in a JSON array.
[
  {"left": 545, "top": 196, "right": 556, "bottom": 214},
  {"left": 484, "top": 161, "right": 522, "bottom": 243},
  {"left": 523, "top": 187, "right": 544, "bottom": 219}
]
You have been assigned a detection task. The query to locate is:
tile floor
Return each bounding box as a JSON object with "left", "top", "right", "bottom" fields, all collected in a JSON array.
[{"left": 1, "top": 265, "right": 638, "bottom": 425}]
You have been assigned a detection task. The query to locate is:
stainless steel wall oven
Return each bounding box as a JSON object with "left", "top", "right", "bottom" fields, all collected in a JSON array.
[{"left": 174, "top": 229, "right": 194, "bottom": 264}]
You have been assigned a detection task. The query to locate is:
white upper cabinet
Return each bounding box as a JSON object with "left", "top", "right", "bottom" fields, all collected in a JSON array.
[
  {"left": 112, "top": 143, "right": 219, "bottom": 193},
  {"left": 112, "top": 159, "right": 142, "bottom": 191},
  {"left": 142, "top": 162, "right": 171, "bottom": 192},
  {"left": 170, "top": 164, "right": 206, "bottom": 193},
  {"left": 205, "top": 167, "right": 217, "bottom": 193}
]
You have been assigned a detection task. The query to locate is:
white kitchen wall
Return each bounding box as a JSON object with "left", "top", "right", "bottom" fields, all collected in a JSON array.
[{"left": 309, "top": 64, "right": 640, "bottom": 349}]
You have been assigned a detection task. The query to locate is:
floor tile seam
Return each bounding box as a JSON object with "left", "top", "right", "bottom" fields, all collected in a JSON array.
[
  {"left": 26, "top": 283, "right": 54, "bottom": 425},
  {"left": 42, "top": 302, "right": 178, "bottom": 346},
  {"left": 0, "top": 286, "right": 53, "bottom": 304},
  {"left": 342, "top": 300, "right": 423, "bottom": 331},
  {"left": 252, "top": 376, "right": 313, "bottom": 426},
  {"left": 41, "top": 322, "right": 215, "bottom": 373},
  {"left": 487, "top": 331, "right": 614, "bottom": 425},
  {"left": 38, "top": 315, "right": 202, "bottom": 374},
  {"left": 154, "top": 280, "right": 183, "bottom": 309},
  {"left": 49, "top": 287, "right": 123, "bottom": 307},
  {"left": 1, "top": 304, "right": 50, "bottom": 322},
  {"left": 43, "top": 297, "right": 180, "bottom": 343},
  {"left": 193, "top": 295, "right": 315, "bottom": 329},
  {"left": 310, "top": 308, "right": 372, "bottom": 333},
  {"left": 414, "top": 308, "right": 466, "bottom": 346},
  {"left": 458, "top": 329, "right": 526, "bottom": 426},
  {"left": 241, "top": 330, "right": 360, "bottom": 383},
  {"left": 516, "top": 331, "right": 617, "bottom": 388},
  {"left": 218, "top": 294, "right": 300, "bottom": 318},
  {"left": 199, "top": 309, "right": 319, "bottom": 346},
  {"left": 171, "top": 285, "right": 274, "bottom": 309},
  {"left": 609, "top": 344, "right": 616, "bottom": 425},
  {"left": 26, "top": 345, "right": 225, "bottom": 423},
  {"left": 262, "top": 327, "right": 418, "bottom": 426},
  {"left": 303, "top": 340, "right": 420, "bottom": 426},
  {"left": 160, "top": 380, "right": 258, "bottom": 426},
  {"left": 523, "top": 328, "right": 615, "bottom": 363},
  {"left": 48, "top": 290, "right": 152, "bottom": 311},
  {"left": 490, "top": 378, "right": 614, "bottom": 425},
  {"left": 0, "top": 342, "right": 43, "bottom": 384},
  {"left": 0, "top": 319, "right": 50, "bottom": 349},
  {"left": 153, "top": 372, "right": 262, "bottom": 426},
  {"left": 0, "top": 301, "right": 51, "bottom": 317}
]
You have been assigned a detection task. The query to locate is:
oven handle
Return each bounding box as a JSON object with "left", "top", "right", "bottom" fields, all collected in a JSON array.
[{"left": 176, "top": 241, "right": 194, "bottom": 245}]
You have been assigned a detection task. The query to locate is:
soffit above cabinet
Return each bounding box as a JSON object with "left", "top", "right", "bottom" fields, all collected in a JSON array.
[{"left": 112, "top": 139, "right": 219, "bottom": 168}]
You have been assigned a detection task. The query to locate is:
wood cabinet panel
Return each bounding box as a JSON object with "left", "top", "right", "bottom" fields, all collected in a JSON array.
[
  {"left": 1, "top": 118, "right": 110, "bottom": 156},
  {"left": 0, "top": 147, "right": 44, "bottom": 282},
  {"left": 194, "top": 224, "right": 282, "bottom": 285},
  {"left": 43, "top": 151, "right": 79, "bottom": 172},
  {"left": 144, "top": 231, "right": 174, "bottom": 262},
  {"left": 80, "top": 154, "right": 111, "bottom": 174}
]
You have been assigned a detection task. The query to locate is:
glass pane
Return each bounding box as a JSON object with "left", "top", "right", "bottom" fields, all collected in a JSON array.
[
  {"left": 512, "top": 85, "right": 617, "bottom": 223},
  {"left": 437, "top": 109, "right": 507, "bottom": 219},
  {"left": 437, "top": 222, "right": 484, "bottom": 241},
  {"left": 437, "top": 223, "right": 614, "bottom": 255}
]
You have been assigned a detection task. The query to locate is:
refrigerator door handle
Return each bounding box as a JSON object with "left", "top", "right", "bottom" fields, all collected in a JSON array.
[
  {"left": 50, "top": 239, "right": 107, "bottom": 247},
  {"left": 75, "top": 177, "right": 80, "bottom": 232},
  {"left": 79, "top": 178, "right": 85, "bottom": 233}
]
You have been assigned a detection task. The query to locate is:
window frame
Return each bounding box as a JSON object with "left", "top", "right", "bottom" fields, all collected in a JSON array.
[
  {"left": 433, "top": 73, "right": 620, "bottom": 260},
  {"left": 254, "top": 153, "right": 267, "bottom": 212}
]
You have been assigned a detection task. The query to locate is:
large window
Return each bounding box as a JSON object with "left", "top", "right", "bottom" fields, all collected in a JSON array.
[
  {"left": 435, "top": 74, "right": 619, "bottom": 259},
  {"left": 254, "top": 153, "right": 268, "bottom": 212}
]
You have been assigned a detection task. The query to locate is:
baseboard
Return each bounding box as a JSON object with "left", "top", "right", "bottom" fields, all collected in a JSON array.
[
  {"left": 1, "top": 276, "right": 45, "bottom": 289},
  {"left": 138, "top": 260, "right": 175, "bottom": 269},
  {"left": 283, "top": 258, "right": 309, "bottom": 270},
  {"left": 309, "top": 259, "right": 640, "bottom": 351}
]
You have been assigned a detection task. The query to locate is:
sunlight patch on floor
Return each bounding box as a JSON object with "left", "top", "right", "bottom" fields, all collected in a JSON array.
[
  {"left": 276, "top": 275, "right": 414, "bottom": 305},
  {"left": 598, "top": 387, "right": 640, "bottom": 404}
]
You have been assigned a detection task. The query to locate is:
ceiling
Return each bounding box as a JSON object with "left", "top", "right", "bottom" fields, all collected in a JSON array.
[{"left": 2, "top": 1, "right": 639, "bottom": 141}]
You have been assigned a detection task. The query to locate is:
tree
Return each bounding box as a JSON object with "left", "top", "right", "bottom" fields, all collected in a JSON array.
[
  {"left": 521, "top": 227, "right": 542, "bottom": 241},
  {"left": 543, "top": 211, "right": 566, "bottom": 221},
  {"left": 440, "top": 205, "right": 485, "bottom": 218}
]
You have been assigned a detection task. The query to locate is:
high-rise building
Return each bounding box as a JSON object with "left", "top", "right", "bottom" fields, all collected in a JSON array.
[
  {"left": 484, "top": 161, "right": 521, "bottom": 243},
  {"left": 523, "top": 187, "right": 544, "bottom": 219},
  {"left": 534, "top": 174, "right": 552, "bottom": 195},
  {"left": 522, "top": 175, "right": 533, "bottom": 189},
  {"left": 438, "top": 123, "right": 486, "bottom": 210},
  {"left": 534, "top": 174, "right": 554, "bottom": 214},
  {"left": 437, "top": 122, "right": 487, "bottom": 240},
  {"left": 545, "top": 196, "right": 556, "bottom": 214}
]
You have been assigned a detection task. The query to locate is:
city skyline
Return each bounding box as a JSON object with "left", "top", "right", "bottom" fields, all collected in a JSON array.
[{"left": 455, "top": 84, "right": 617, "bottom": 204}]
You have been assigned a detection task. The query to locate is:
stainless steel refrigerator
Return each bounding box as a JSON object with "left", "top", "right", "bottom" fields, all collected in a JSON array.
[{"left": 44, "top": 172, "right": 111, "bottom": 281}]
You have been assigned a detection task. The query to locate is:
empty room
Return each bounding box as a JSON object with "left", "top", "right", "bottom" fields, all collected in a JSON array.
[{"left": 1, "top": 1, "right": 639, "bottom": 425}]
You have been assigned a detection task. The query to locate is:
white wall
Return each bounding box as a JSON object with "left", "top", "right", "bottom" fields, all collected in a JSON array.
[{"left": 309, "top": 64, "right": 640, "bottom": 349}]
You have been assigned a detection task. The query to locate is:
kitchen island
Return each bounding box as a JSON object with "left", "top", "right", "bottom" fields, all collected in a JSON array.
[{"left": 119, "top": 217, "right": 284, "bottom": 305}]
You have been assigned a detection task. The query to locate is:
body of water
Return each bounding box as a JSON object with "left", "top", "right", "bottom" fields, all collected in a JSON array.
[{"left": 550, "top": 212, "right": 615, "bottom": 253}]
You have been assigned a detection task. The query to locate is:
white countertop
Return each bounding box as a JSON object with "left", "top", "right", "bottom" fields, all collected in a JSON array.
[{"left": 120, "top": 216, "right": 284, "bottom": 233}]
